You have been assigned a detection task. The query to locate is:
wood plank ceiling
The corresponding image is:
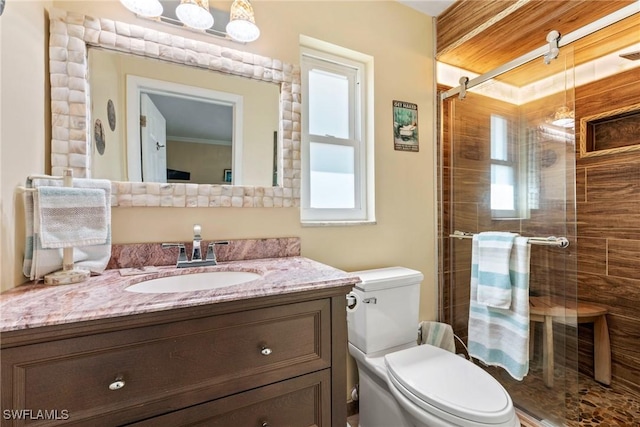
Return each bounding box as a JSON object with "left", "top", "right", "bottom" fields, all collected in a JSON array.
[{"left": 436, "top": 0, "right": 639, "bottom": 87}]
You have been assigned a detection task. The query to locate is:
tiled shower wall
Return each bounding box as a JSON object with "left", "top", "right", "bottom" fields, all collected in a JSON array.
[
  {"left": 438, "top": 86, "right": 575, "bottom": 346},
  {"left": 573, "top": 67, "right": 640, "bottom": 395}
]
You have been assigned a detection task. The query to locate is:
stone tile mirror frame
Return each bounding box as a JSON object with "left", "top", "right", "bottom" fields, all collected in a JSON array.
[{"left": 49, "top": 9, "right": 301, "bottom": 208}]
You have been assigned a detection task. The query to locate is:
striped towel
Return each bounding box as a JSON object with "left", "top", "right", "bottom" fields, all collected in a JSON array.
[
  {"left": 419, "top": 321, "right": 456, "bottom": 353},
  {"left": 468, "top": 235, "right": 531, "bottom": 381},
  {"left": 476, "top": 232, "right": 517, "bottom": 309},
  {"left": 23, "top": 176, "right": 112, "bottom": 281}
]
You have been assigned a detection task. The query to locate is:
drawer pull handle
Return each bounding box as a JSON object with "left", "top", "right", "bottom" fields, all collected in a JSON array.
[
  {"left": 109, "top": 378, "right": 126, "bottom": 391},
  {"left": 260, "top": 347, "right": 272, "bottom": 356},
  {"left": 261, "top": 422, "right": 269, "bottom": 427}
]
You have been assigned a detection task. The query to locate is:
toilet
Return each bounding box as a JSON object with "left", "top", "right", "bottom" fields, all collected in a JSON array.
[{"left": 347, "top": 267, "right": 520, "bottom": 427}]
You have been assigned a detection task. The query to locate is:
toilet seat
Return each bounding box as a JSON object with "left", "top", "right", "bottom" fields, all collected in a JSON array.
[{"left": 384, "top": 344, "right": 514, "bottom": 425}]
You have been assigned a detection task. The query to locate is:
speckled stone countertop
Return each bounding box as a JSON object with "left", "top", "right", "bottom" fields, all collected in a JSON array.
[{"left": 0, "top": 257, "right": 359, "bottom": 333}]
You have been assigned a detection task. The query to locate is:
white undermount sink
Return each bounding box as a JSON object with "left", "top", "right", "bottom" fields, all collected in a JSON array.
[{"left": 124, "top": 271, "right": 261, "bottom": 293}]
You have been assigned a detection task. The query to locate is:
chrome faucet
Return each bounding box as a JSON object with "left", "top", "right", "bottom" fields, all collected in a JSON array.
[
  {"left": 162, "top": 224, "right": 229, "bottom": 268},
  {"left": 192, "top": 224, "right": 203, "bottom": 261}
]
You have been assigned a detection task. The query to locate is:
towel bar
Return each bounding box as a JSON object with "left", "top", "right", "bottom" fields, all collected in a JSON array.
[
  {"left": 18, "top": 175, "right": 65, "bottom": 193},
  {"left": 449, "top": 231, "right": 569, "bottom": 248},
  {"left": 24, "top": 169, "right": 92, "bottom": 285}
]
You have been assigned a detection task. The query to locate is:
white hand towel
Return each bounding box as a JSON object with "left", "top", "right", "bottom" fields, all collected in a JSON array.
[
  {"left": 476, "top": 231, "right": 517, "bottom": 309},
  {"left": 468, "top": 235, "right": 531, "bottom": 381},
  {"left": 23, "top": 176, "right": 112, "bottom": 281},
  {"left": 35, "top": 186, "right": 108, "bottom": 248}
]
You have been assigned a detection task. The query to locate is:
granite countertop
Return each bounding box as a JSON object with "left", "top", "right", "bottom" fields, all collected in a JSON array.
[{"left": 0, "top": 257, "right": 360, "bottom": 333}]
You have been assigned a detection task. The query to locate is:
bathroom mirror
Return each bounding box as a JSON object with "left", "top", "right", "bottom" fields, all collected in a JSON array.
[
  {"left": 49, "top": 9, "right": 300, "bottom": 207},
  {"left": 88, "top": 48, "right": 280, "bottom": 186}
]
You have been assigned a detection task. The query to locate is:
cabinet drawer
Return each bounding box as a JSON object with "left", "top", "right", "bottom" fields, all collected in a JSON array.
[
  {"left": 1, "top": 299, "right": 331, "bottom": 426},
  {"left": 129, "top": 369, "right": 331, "bottom": 427}
]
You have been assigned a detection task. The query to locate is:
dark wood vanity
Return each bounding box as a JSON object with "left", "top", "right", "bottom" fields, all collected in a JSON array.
[{"left": 1, "top": 259, "right": 356, "bottom": 426}]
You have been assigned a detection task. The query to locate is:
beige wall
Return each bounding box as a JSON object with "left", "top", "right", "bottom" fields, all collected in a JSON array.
[
  {"left": 1, "top": 0, "right": 437, "bottom": 403},
  {"left": 88, "top": 47, "right": 125, "bottom": 181},
  {"left": 1, "top": 0, "right": 51, "bottom": 293},
  {"left": 0, "top": 2, "right": 3, "bottom": 287},
  {"left": 166, "top": 140, "right": 232, "bottom": 184}
]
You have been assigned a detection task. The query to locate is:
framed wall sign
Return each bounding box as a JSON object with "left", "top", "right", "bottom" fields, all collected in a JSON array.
[{"left": 393, "top": 100, "right": 419, "bottom": 152}]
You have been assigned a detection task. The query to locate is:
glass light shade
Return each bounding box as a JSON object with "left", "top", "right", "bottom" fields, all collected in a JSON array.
[
  {"left": 176, "top": 0, "right": 214, "bottom": 30},
  {"left": 226, "top": 0, "right": 260, "bottom": 43},
  {"left": 551, "top": 106, "right": 575, "bottom": 128},
  {"left": 119, "top": 0, "right": 163, "bottom": 17}
]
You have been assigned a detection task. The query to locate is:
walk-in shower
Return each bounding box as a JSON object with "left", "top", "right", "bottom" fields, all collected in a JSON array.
[{"left": 437, "top": 5, "right": 638, "bottom": 422}]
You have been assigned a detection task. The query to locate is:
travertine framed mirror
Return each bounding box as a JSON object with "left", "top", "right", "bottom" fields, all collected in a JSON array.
[{"left": 49, "top": 9, "right": 300, "bottom": 207}]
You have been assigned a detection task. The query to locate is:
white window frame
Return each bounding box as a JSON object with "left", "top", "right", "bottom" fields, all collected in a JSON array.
[
  {"left": 300, "top": 45, "right": 373, "bottom": 224},
  {"left": 490, "top": 114, "right": 519, "bottom": 219}
]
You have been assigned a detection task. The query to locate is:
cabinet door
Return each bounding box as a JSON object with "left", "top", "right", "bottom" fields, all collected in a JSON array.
[{"left": 129, "top": 370, "right": 331, "bottom": 427}]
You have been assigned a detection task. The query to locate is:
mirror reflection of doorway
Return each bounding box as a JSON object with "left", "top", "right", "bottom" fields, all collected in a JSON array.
[
  {"left": 127, "top": 75, "right": 240, "bottom": 184},
  {"left": 140, "top": 94, "right": 168, "bottom": 183},
  {"left": 141, "top": 92, "right": 234, "bottom": 184}
]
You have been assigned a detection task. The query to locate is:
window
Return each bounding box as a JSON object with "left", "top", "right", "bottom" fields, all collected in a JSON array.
[
  {"left": 490, "top": 114, "right": 518, "bottom": 218},
  {"left": 301, "top": 46, "right": 373, "bottom": 223}
]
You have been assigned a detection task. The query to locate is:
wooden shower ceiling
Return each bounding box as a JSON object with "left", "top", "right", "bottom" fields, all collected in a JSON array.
[{"left": 437, "top": 0, "right": 638, "bottom": 87}]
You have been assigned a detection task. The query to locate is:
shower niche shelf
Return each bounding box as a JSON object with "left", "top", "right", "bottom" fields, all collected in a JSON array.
[{"left": 580, "top": 103, "right": 640, "bottom": 158}]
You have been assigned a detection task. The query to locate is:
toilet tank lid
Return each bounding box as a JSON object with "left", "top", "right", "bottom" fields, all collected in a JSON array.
[{"left": 351, "top": 267, "right": 423, "bottom": 291}]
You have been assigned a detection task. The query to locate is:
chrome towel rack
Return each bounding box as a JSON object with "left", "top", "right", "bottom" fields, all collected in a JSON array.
[{"left": 449, "top": 230, "right": 570, "bottom": 248}]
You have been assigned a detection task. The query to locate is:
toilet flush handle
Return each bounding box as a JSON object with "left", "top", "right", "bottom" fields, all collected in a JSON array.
[
  {"left": 346, "top": 293, "right": 357, "bottom": 310},
  {"left": 346, "top": 292, "right": 376, "bottom": 310}
]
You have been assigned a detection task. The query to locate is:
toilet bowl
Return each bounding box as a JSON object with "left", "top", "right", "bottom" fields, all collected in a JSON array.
[{"left": 347, "top": 267, "right": 520, "bottom": 427}]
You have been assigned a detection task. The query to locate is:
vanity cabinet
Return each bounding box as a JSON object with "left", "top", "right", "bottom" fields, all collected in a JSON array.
[
  {"left": 130, "top": 370, "right": 331, "bottom": 427},
  {"left": 1, "top": 287, "right": 350, "bottom": 427}
]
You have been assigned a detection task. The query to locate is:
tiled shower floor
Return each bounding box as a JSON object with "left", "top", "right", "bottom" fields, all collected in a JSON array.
[
  {"left": 572, "top": 381, "right": 640, "bottom": 426},
  {"left": 488, "top": 364, "right": 640, "bottom": 426},
  {"left": 347, "top": 368, "right": 640, "bottom": 426},
  {"left": 507, "top": 371, "right": 640, "bottom": 427}
]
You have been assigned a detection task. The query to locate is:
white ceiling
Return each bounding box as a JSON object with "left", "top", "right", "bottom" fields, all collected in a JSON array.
[{"left": 396, "top": 0, "right": 456, "bottom": 17}]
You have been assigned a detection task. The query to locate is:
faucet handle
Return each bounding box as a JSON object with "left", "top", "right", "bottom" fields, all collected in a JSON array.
[
  {"left": 205, "top": 241, "right": 230, "bottom": 263},
  {"left": 162, "top": 243, "right": 188, "bottom": 264}
]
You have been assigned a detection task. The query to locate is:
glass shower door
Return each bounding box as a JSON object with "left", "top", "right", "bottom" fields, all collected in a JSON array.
[{"left": 439, "top": 47, "right": 579, "bottom": 425}]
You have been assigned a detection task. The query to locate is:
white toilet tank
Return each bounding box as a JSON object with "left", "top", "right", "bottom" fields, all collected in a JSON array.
[{"left": 347, "top": 267, "right": 423, "bottom": 355}]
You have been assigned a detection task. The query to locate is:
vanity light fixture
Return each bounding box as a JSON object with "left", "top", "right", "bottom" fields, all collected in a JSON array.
[
  {"left": 226, "top": 0, "right": 260, "bottom": 43},
  {"left": 119, "top": 0, "right": 163, "bottom": 18},
  {"left": 175, "top": 0, "right": 214, "bottom": 30},
  {"left": 120, "top": 0, "right": 259, "bottom": 43}
]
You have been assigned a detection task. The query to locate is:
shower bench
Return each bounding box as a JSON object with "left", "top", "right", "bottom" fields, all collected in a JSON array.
[{"left": 529, "top": 296, "right": 611, "bottom": 388}]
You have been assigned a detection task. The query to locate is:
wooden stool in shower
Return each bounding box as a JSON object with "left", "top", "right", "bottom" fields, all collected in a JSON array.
[{"left": 529, "top": 296, "right": 611, "bottom": 388}]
